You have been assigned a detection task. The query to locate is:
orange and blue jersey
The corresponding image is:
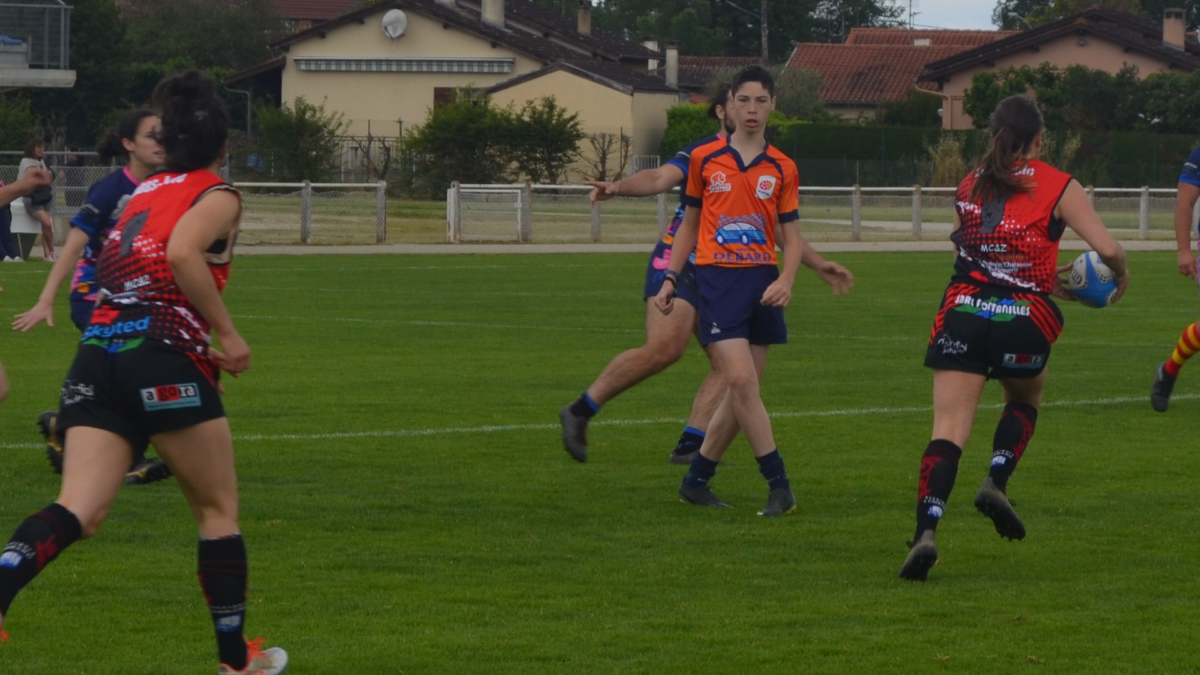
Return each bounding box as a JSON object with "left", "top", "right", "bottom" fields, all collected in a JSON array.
[{"left": 682, "top": 137, "right": 799, "bottom": 267}]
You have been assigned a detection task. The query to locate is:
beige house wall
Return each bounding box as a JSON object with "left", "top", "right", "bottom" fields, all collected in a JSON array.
[
  {"left": 631, "top": 92, "right": 679, "bottom": 156},
  {"left": 280, "top": 11, "right": 544, "bottom": 136},
  {"left": 935, "top": 34, "right": 1177, "bottom": 129}
]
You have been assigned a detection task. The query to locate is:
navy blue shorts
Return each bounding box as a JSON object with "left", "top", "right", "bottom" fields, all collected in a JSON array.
[
  {"left": 695, "top": 265, "right": 787, "bottom": 347},
  {"left": 644, "top": 241, "right": 699, "bottom": 308},
  {"left": 69, "top": 297, "right": 93, "bottom": 333}
]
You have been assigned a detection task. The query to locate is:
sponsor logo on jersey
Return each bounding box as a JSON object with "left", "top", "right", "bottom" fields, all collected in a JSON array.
[
  {"left": 1003, "top": 353, "right": 1045, "bottom": 369},
  {"left": 90, "top": 305, "right": 120, "bottom": 325},
  {"left": 141, "top": 383, "right": 202, "bottom": 411},
  {"left": 123, "top": 274, "right": 152, "bottom": 292},
  {"left": 708, "top": 171, "right": 732, "bottom": 194},
  {"left": 710, "top": 251, "right": 775, "bottom": 264},
  {"left": 755, "top": 175, "right": 777, "bottom": 199},
  {"left": 131, "top": 173, "right": 187, "bottom": 197},
  {"left": 951, "top": 295, "right": 1031, "bottom": 321},
  {"left": 82, "top": 316, "right": 151, "bottom": 340}
]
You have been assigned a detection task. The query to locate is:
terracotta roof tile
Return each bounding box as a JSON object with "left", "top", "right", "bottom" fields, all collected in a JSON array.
[
  {"left": 272, "top": 0, "right": 358, "bottom": 21},
  {"left": 845, "top": 27, "right": 1018, "bottom": 46},
  {"left": 789, "top": 44, "right": 966, "bottom": 105},
  {"left": 677, "top": 55, "right": 765, "bottom": 89}
]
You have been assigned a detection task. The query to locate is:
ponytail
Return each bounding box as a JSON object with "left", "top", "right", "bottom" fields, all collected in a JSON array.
[
  {"left": 969, "top": 95, "right": 1044, "bottom": 202},
  {"left": 152, "top": 70, "right": 229, "bottom": 172}
]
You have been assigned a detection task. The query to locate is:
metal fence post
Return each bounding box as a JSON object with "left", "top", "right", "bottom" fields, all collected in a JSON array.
[
  {"left": 851, "top": 184, "right": 862, "bottom": 242},
  {"left": 1086, "top": 185, "right": 1094, "bottom": 207},
  {"left": 447, "top": 181, "right": 461, "bottom": 243},
  {"left": 590, "top": 201, "right": 601, "bottom": 243},
  {"left": 657, "top": 193, "right": 668, "bottom": 235},
  {"left": 375, "top": 180, "right": 387, "bottom": 244},
  {"left": 912, "top": 184, "right": 922, "bottom": 240},
  {"left": 1139, "top": 186, "right": 1150, "bottom": 240},
  {"left": 518, "top": 182, "right": 533, "bottom": 243},
  {"left": 300, "top": 180, "right": 313, "bottom": 244}
]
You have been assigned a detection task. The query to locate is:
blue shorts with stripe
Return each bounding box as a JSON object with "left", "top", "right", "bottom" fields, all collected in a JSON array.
[{"left": 696, "top": 265, "right": 787, "bottom": 347}]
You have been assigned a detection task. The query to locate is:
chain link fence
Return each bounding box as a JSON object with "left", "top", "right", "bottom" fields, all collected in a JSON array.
[{"left": 447, "top": 183, "right": 1195, "bottom": 244}]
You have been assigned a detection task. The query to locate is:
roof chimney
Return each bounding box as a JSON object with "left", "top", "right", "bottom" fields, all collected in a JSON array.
[
  {"left": 482, "top": 0, "right": 505, "bottom": 28},
  {"left": 577, "top": 1, "right": 591, "bottom": 35},
  {"left": 1164, "top": 8, "right": 1186, "bottom": 50},
  {"left": 665, "top": 42, "right": 678, "bottom": 88},
  {"left": 643, "top": 40, "right": 658, "bottom": 72}
]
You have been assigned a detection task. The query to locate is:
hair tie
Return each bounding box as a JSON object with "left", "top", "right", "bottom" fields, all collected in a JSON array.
[{"left": 194, "top": 111, "right": 208, "bottom": 121}]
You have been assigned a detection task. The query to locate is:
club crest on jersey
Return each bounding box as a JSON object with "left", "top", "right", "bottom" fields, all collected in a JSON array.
[
  {"left": 708, "top": 172, "right": 732, "bottom": 194},
  {"left": 755, "top": 175, "right": 777, "bottom": 199}
]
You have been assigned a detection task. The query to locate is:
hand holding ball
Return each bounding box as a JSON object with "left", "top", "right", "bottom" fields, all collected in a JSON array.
[{"left": 1068, "top": 251, "right": 1119, "bottom": 308}]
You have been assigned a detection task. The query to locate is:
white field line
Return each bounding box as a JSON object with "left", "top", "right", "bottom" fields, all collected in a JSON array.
[{"left": 2, "top": 393, "right": 1194, "bottom": 450}]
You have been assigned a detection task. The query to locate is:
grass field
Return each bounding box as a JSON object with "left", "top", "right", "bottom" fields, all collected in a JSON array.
[{"left": 0, "top": 250, "right": 1199, "bottom": 674}]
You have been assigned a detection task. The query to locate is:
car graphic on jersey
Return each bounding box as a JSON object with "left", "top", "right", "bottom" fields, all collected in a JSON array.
[{"left": 714, "top": 222, "right": 768, "bottom": 245}]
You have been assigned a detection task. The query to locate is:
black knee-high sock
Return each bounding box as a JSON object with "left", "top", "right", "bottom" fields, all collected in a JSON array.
[
  {"left": 0, "top": 503, "right": 82, "bottom": 616},
  {"left": 682, "top": 453, "right": 719, "bottom": 488},
  {"left": 988, "top": 402, "right": 1039, "bottom": 492},
  {"left": 198, "top": 535, "right": 249, "bottom": 669},
  {"left": 915, "top": 439, "right": 962, "bottom": 540},
  {"left": 756, "top": 450, "right": 790, "bottom": 491}
]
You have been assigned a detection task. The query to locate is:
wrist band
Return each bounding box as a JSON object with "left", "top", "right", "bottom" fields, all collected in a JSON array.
[
  {"left": 663, "top": 270, "right": 679, "bottom": 281},
  {"left": 662, "top": 276, "right": 677, "bottom": 286}
]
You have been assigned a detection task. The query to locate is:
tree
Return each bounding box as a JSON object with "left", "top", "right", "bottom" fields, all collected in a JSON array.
[
  {"left": 121, "top": 0, "right": 284, "bottom": 72},
  {"left": 0, "top": 97, "right": 35, "bottom": 150},
  {"left": 579, "top": 131, "right": 634, "bottom": 181},
  {"left": 876, "top": 88, "right": 942, "bottom": 127},
  {"left": 254, "top": 97, "right": 347, "bottom": 182},
  {"left": 991, "top": 0, "right": 1051, "bottom": 28},
  {"left": 25, "top": 0, "right": 130, "bottom": 146},
  {"left": 658, "top": 103, "right": 721, "bottom": 157},
  {"left": 402, "top": 90, "right": 515, "bottom": 192},
  {"left": 509, "top": 97, "right": 586, "bottom": 184},
  {"left": 810, "top": 0, "right": 904, "bottom": 43},
  {"left": 773, "top": 67, "right": 826, "bottom": 120}
]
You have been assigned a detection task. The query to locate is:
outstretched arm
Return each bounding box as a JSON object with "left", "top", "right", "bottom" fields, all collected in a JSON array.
[
  {"left": 797, "top": 234, "right": 854, "bottom": 295},
  {"left": 1174, "top": 182, "right": 1200, "bottom": 278},
  {"left": 586, "top": 164, "right": 685, "bottom": 204},
  {"left": 13, "top": 227, "right": 89, "bottom": 331}
]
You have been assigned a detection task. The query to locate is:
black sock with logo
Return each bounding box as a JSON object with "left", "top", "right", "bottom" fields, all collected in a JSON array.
[
  {"left": 914, "top": 439, "right": 962, "bottom": 541},
  {"left": 988, "top": 402, "right": 1038, "bottom": 492},
  {"left": 198, "top": 534, "right": 249, "bottom": 669},
  {"left": 0, "top": 503, "right": 82, "bottom": 617}
]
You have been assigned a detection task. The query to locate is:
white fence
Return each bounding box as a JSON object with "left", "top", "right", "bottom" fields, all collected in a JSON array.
[
  {"left": 446, "top": 183, "right": 1195, "bottom": 244},
  {"left": 0, "top": 165, "right": 389, "bottom": 246}
]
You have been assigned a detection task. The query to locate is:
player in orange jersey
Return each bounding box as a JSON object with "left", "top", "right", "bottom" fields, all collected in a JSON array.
[{"left": 655, "top": 66, "right": 829, "bottom": 516}]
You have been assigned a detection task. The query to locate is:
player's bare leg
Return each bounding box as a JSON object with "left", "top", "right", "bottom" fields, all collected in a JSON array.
[
  {"left": 669, "top": 363, "right": 726, "bottom": 463},
  {"left": 560, "top": 301, "right": 696, "bottom": 462}
]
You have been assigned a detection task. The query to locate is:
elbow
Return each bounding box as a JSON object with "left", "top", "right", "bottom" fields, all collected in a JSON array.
[{"left": 165, "top": 244, "right": 192, "bottom": 271}]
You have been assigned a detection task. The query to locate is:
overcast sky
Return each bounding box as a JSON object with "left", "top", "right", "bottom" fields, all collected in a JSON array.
[{"left": 902, "top": 0, "right": 999, "bottom": 30}]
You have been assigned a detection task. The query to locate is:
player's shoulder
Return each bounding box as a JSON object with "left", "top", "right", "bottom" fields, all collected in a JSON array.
[
  {"left": 680, "top": 134, "right": 722, "bottom": 157},
  {"left": 1186, "top": 143, "right": 1200, "bottom": 164},
  {"left": 691, "top": 136, "right": 730, "bottom": 161},
  {"left": 765, "top": 145, "right": 797, "bottom": 169}
]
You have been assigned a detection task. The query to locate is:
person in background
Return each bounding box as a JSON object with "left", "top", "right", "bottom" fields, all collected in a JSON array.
[{"left": 18, "top": 139, "right": 57, "bottom": 262}]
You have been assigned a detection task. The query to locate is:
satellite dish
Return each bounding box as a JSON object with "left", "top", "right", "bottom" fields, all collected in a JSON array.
[{"left": 382, "top": 9, "right": 407, "bottom": 39}]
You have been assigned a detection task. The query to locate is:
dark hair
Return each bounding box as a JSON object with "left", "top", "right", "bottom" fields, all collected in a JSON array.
[
  {"left": 731, "top": 66, "right": 775, "bottom": 98},
  {"left": 969, "top": 95, "right": 1044, "bottom": 202},
  {"left": 152, "top": 70, "right": 229, "bottom": 172},
  {"left": 22, "top": 138, "right": 43, "bottom": 158},
  {"left": 707, "top": 83, "right": 732, "bottom": 120},
  {"left": 96, "top": 109, "right": 158, "bottom": 163}
]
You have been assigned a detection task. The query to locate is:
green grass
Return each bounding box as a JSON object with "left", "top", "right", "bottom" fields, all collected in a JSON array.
[{"left": 0, "top": 251, "right": 1198, "bottom": 673}]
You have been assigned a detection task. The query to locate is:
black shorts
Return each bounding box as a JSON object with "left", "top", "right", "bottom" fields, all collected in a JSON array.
[
  {"left": 924, "top": 281, "right": 1063, "bottom": 379},
  {"left": 58, "top": 338, "right": 225, "bottom": 452},
  {"left": 644, "top": 240, "right": 699, "bottom": 308}
]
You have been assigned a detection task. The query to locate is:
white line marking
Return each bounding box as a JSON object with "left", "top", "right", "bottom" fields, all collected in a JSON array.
[{"left": 2, "top": 392, "right": 1190, "bottom": 450}]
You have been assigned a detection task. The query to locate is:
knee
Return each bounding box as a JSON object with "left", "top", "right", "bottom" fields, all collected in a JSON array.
[
  {"left": 646, "top": 341, "right": 686, "bottom": 371},
  {"left": 723, "top": 370, "right": 759, "bottom": 397}
]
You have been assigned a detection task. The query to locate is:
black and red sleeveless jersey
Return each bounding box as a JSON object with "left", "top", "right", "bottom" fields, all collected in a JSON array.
[
  {"left": 86, "top": 169, "right": 239, "bottom": 374},
  {"left": 951, "top": 160, "right": 1072, "bottom": 294}
]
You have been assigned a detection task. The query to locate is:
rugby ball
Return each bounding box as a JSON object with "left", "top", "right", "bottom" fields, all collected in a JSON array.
[{"left": 1068, "top": 251, "right": 1118, "bottom": 308}]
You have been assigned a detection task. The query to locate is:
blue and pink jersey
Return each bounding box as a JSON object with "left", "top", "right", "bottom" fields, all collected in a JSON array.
[{"left": 69, "top": 167, "right": 141, "bottom": 303}]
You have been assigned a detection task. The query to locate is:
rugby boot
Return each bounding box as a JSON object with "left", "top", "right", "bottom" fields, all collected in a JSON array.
[
  {"left": 218, "top": 638, "right": 288, "bottom": 675},
  {"left": 37, "top": 410, "right": 64, "bottom": 475},
  {"left": 974, "top": 476, "right": 1025, "bottom": 540},
  {"left": 678, "top": 483, "right": 731, "bottom": 508},
  {"left": 757, "top": 487, "right": 797, "bottom": 517},
  {"left": 559, "top": 405, "right": 588, "bottom": 462},
  {"left": 899, "top": 530, "right": 938, "bottom": 581},
  {"left": 124, "top": 458, "right": 173, "bottom": 485},
  {"left": 1151, "top": 362, "right": 1176, "bottom": 412}
]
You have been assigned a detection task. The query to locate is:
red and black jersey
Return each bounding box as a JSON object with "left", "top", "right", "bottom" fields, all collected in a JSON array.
[
  {"left": 86, "top": 169, "right": 240, "bottom": 378},
  {"left": 951, "top": 160, "right": 1072, "bottom": 294}
]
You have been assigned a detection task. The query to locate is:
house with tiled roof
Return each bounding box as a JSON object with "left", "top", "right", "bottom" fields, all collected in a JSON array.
[
  {"left": 918, "top": 7, "right": 1200, "bottom": 129},
  {"left": 227, "top": 0, "right": 681, "bottom": 170},
  {"left": 787, "top": 27, "right": 1015, "bottom": 121},
  {"left": 273, "top": 0, "right": 359, "bottom": 31},
  {"left": 676, "top": 55, "right": 764, "bottom": 92}
]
